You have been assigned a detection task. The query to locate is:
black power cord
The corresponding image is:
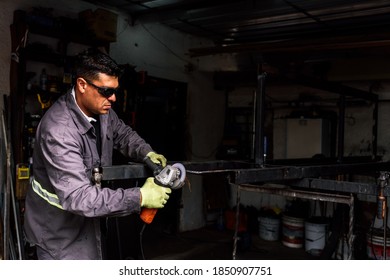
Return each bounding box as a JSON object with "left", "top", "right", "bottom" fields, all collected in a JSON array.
[{"left": 139, "top": 223, "right": 147, "bottom": 260}]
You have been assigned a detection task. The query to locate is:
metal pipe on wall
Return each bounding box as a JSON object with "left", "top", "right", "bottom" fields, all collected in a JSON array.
[
  {"left": 337, "top": 95, "right": 345, "bottom": 162},
  {"left": 372, "top": 96, "right": 378, "bottom": 159},
  {"left": 253, "top": 72, "right": 267, "bottom": 166}
]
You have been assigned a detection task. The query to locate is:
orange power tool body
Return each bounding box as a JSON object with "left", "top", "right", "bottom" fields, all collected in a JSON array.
[{"left": 140, "top": 157, "right": 186, "bottom": 224}]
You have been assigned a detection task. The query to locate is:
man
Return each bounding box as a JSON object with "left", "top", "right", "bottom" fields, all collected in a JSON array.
[{"left": 23, "top": 48, "right": 171, "bottom": 260}]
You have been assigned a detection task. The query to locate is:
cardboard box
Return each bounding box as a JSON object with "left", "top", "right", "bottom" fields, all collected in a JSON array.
[{"left": 80, "top": 8, "right": 118, "bottom": 42}]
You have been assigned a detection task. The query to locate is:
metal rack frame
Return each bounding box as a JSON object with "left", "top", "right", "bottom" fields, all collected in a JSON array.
[{"left": 101, "top": 73, "right": 388, "bottom": 259}]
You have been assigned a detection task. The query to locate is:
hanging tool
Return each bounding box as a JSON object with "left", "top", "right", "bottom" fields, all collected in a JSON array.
[
  {"left": 140, "top": 156, "right": 186, "bottom": 224},
  {"left": 36, "top": 92, "right": 52, "bottom": 114}
]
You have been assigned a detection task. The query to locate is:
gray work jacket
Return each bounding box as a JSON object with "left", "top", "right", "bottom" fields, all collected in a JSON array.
[{"left": 24, "top": 90, "right": 153, "bottom": 259}]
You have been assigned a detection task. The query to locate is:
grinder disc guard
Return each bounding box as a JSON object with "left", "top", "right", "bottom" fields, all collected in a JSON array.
[{"left": 171, "top": 163, "right": 186, "bottom": 190}]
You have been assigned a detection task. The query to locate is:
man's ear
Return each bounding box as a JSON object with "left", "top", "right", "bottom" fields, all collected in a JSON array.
[{"left": 76, "top": 77, "right": 87, "bottom": 92}]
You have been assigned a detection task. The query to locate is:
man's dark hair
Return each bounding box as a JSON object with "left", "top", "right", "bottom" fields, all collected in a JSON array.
[{"left": 75, "top": 48, "right": 123, "bottom": 81}]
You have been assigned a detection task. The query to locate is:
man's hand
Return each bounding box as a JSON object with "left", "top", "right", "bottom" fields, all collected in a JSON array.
[
  {"left": 146, "top": 151, "right": 167, "bottom": 167},
  {"left": 140, "top": 177, "right": 172, "bottom": 208}
]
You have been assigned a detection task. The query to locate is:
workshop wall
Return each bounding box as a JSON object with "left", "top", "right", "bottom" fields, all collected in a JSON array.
[
  {"left": 109, "top": 10, "right": 236, "bottom": 161},
  {"left": 345, "top": 81, "right": 390, "bottom": 162}
]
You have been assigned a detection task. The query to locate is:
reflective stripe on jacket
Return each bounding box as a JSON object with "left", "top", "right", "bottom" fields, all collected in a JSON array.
[{"left": 32, "top": 178, "right": 63, "bottom": 210}]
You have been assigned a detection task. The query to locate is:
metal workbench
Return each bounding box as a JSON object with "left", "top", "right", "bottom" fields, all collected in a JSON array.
[{"left": 101, "top": 157, "right": 390, "bottom": 259}]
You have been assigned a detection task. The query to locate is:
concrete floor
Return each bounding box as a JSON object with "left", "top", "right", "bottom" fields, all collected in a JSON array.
[
  {"left": 140, "top": 225, "right": 317, "bottom": 260},
  {"left": 23, "top": 221, "right": 364, "bottom": 260},
  {"left": 52, "top": 207, "right": 372, "bottom": 260}
]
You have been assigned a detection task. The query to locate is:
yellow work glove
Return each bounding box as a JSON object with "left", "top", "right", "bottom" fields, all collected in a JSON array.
[
  {"left": 140, "top": 177, "right": 172, "bottom": 208},
  {"left": 146, "top": 151, "right": 167, "bottom": 167}
]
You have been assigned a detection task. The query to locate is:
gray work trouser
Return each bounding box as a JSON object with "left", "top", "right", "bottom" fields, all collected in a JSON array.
[{"left": 36, "top": 246, "right": 55, "bottom": 260}]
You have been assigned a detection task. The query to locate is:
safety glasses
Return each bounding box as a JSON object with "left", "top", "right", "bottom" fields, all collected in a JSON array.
[{"left": 83, "top": 78, "right": 119, "bottom": 98}]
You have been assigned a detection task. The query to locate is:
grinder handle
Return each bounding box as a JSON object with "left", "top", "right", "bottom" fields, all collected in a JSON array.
[
  {"left": 140, "top": 208, "right": 158, "bottom": 224},
  {"left": 140, "top": 157, "right": 164, "bottom": 224},
  {"left": 143, "top": 156, "right": 163, "bottom": 177}
]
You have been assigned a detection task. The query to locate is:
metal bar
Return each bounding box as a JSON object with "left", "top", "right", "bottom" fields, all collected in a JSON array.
[
  {"left": 377, "top": 171, "right": 388, "bottom": 260},
  {"left": 101, "top": 163, "right": 150, "bottom": 181},
  {"left": 295, "top": 77, "right": 378, "bottom": 101},
  {"left": 348, "top": 195, "right": 355, "bottom": 260},
  {"left": 233, "top": 161, "right": 390, "bottom": 184},
  {"left": 101, "top": 161, "right": 254, "bottom": 179},
  {"left": 239, "top": 184, "right": 353, "bottom": 205},
  {"left": 234, "top": 165, "right": 302, "bottom": 184},
  {"left": 282, "top": 0, "right": 332, "bottom": 31},
  {"left": 299, "top": 161, "right": 389, "bottom": 177},
  {"left": 372, "top": 96, "right": 379, "bottom": 158},
  {"left": 338, "top": 95, "right": 345, "bottom": 162},
  {"left": 291, "top": 178, "right": 385, "bottom": 196},
  {"left": 254, "top": 72, "right": 267, "bottom": 166},
  {"left": 2, "top": 112, "right": 10, "bottom": 260},
  {"left": 232, "top": 183, "right": 240, "bottom": 260},
  {"left": 184, "top": 160, "right": 255, "bottom": 174},
  {"left": 382, "top": 196, "right": 387, "bottom": 261},
  {"left": 0, "top": 113, "right": 6, "bottom": 260},
  {"left": 10, "top": 171, "right": 23, "bottom": 259}
]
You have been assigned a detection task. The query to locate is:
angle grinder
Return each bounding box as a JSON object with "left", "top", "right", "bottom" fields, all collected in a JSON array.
[{"left": 140, "top": 156, "right": 186, "bottom": 224}]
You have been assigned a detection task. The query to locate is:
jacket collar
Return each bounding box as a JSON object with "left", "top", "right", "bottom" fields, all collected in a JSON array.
[
  {"left": 66, "top": 89, "right": 110, "bottom": 136},
  {"left": 66, "top": 89, "right": 93, "bottom": 135}
]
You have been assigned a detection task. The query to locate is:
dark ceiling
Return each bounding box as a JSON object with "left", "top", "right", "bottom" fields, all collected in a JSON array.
[
  {"left": 80, "top": 0, "right": 390, "bottom": 84},
  {"left": 84, "top": 0, "right": 390, "bottom": 57}
]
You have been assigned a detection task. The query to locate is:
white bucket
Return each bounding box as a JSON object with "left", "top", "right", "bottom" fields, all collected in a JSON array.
[
  {"left": 305, "top": 217, "right": 328, "bottom": 256},
  {"left": 367, "top": 228, "right": 390, "bottom": 260},
  {"left": 282, "top": 215, "right": 304, "bottom": 248},
  {"left": 258, "top": 216, "right": 280, "bottom": 241}
]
